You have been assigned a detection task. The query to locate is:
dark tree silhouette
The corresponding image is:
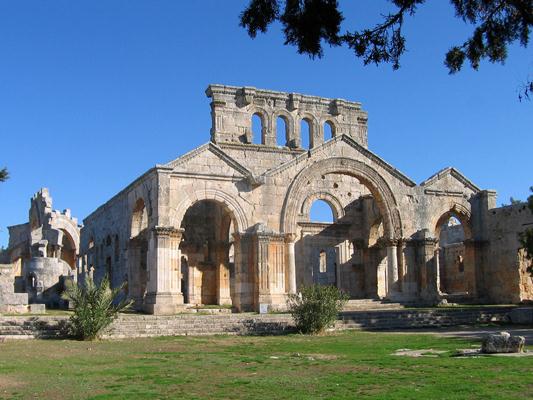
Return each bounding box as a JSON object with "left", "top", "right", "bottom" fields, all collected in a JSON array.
[
  {"left": 240, "top": 0, "right": 532, "bottom": 100},
  {"left": 0, "top": 168, "right": 8, "bottom": 182}
]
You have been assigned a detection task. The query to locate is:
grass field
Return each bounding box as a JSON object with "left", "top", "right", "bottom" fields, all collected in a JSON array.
[{"left": 0, "top": 331, "right": 531, "bottom": 399}]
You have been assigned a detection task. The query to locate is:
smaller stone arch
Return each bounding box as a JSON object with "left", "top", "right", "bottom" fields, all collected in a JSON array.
[
  {"left": 322, "top": 119, "right": 337, "bottom": 141},
  {"left": 300, "top": 192, "right": 345, "bottom": 222},
  {"left": 298, "top": 113, "right": 319, "bottom": 149},
  {"left": 173, "top": 189, "right": 249, "bottom": 233},
  {"left": 248, "top": 107, "right": 270, "bottom": 145},
  {"left": 49, "top": 217, "right": 80, "bottom": 253},
  {"left": 273, "top": 110, "right": 295, "bottom": 147},
  {"left": 432, "top": 202, "right": 473, "bottom": 240}
]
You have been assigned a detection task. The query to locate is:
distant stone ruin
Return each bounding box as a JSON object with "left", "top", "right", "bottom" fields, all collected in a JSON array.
[{"left": 0, "top": 189, "right": 79, "bottom": 312}]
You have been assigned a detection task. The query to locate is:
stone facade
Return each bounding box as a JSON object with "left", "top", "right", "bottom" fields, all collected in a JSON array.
[
  {"left": 0, "top": 189, "right": 80, "bottom": 311},
  {"left": 27, "top": 84, "right": 530, "bottom": 314}
]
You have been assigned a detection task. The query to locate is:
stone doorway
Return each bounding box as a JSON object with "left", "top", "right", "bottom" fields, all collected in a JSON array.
[{"left": 180, "top": 200, "right": 235, "bottom": 306}]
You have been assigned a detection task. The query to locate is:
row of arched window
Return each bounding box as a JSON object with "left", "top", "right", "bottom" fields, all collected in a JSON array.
[{"left": 251, "top": 114, "right": 337, "bottom": 148}]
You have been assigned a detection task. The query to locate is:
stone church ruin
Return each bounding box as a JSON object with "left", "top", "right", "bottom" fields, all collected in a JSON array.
[{"left": 1, "top": 85, "right": 532, "bottom": 314}]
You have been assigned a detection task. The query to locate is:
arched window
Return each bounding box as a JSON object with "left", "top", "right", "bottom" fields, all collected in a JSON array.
[
  {"left": 309, "top": 199, "right": 335, "bottom": 223},
  {"left": 131, "top": 198, "right": 148, "bottom": 238},
  {"left": 276, "top": 116, "right": 288, "bottom": 146},
  {"left": 300, "top": 118, "right": 312, "bottom": 149},
  {"left": 252, "top": 113, "right": 264, "bottom": 145},
  {"left": 324, "top": 121, "right": 335, "bottom": 141}
]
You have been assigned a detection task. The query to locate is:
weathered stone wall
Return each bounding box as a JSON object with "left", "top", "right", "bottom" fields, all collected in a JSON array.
[{"left": 484, "top": 203, "right": 533, "bottom": 303}]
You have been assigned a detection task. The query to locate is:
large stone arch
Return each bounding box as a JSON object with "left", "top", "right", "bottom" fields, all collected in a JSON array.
[
  {"left": 281, "top": 157, "right": 402, "bottom": 239},
  {"left": 173, "top": 189, "right": 249, "bottom": 233}
]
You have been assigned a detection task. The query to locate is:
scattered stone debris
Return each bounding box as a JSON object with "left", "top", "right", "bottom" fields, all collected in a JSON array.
[{"left": 392, "top": 348, "right": 447, "bottom": 357}]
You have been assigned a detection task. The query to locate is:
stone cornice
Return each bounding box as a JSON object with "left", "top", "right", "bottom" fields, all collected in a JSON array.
[{"left": 206, "top": 84, "right": 363, "bottom": 111}]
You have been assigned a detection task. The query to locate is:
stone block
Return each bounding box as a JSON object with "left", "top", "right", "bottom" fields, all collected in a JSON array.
[{"left": 481, "top": 331, "right": 525, "bottom": 354}]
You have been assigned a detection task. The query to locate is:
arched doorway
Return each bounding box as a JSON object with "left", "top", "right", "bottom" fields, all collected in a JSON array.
[
  {"left": 179, "top": 200, "right": 236, "bottom": 306},
  {"left": 435, "top": 212, "right": 474, "bottom": 299}
]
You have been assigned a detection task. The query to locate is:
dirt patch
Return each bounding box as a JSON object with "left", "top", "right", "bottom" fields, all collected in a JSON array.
[{"left": 0, "top": 375, "right": 24, "bottom": 390}]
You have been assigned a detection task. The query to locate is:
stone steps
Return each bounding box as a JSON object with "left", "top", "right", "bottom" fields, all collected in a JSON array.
[
  {"left": 337, "top": 307, "right": 513, "bottom": 330},
  {"left": 0, "top": 307, "right": 516, "bottom": 340},
  {"left": 342, "top": 299, "right": 404, "bottom": 311}
]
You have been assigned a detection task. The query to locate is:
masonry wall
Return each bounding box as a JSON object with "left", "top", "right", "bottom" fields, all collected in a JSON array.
[{"left": 485, "top": 203, "right": 533, "bottom": 303}]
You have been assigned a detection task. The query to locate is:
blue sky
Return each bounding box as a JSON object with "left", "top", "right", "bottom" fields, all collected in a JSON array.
[{"left": 0, "top": 1, "right": 531, "bottom": 246}]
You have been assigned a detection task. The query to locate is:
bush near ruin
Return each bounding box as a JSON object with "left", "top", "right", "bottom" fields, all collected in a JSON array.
[
  {"left": 62, "top": 274, "right": 132, "bottom": 340},
  {"left": 287, "top": 284, "right": 348, "bottom": 334}
]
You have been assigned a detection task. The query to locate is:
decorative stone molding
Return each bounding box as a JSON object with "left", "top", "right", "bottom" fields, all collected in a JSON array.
[{"left": 152, "top": 226, "right": 184, "bottom": 239}]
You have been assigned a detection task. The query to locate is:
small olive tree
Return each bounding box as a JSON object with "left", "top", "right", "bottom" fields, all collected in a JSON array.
[
  {"left": 287, "top": 284, "right": 348, "bottom": 334},
  {"left": 62, "top": 274, "right": 132, "bottom": 340}
]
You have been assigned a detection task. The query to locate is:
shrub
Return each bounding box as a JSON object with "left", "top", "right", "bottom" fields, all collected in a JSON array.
[
  {"left": 62, "top": 274, "right": 132, "bottom": 340},
  {"left": 287, "top": 284, "right": 348, "bottom": 334}
]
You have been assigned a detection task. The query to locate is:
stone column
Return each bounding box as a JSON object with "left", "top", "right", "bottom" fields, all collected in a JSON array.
[
  {"left": 144, "top": 226, "right": 184, "bottom": 314},
  {"left": 401, "top": 239, "right": 418, "bottom": 298},
  {"left": 396, "top": 239, "right": 407, "bottom": 292},
  {"left": 434, "top": 247, "right": 442, "bottom": 294},
  {"left": 334, "top": 240, "right": 351, "bottom": 291},
  {"left": 285, "top": 233, "right": 297, "bottom": 294},
  {"left": 417, "top": 236, "right": 439, "bottom": 303},
  {"left": 385, "top": 239, "right": 400, "bottom": 300},
  {"left": 252, "top": 224, "right": 287, "bottom": 312},
  {"left": 371, "top": 243, "right": 387, "bottom": 299},
  {"left": 216, "top": 242, "right": 232, "bottom": 306}
]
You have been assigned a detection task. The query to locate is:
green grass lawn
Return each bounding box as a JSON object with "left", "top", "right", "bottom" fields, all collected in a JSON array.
[{"left": 0, "top": 331, "right": 531, "bottom": 399}]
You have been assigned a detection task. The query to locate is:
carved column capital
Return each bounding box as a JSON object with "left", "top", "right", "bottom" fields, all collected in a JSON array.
[
  {"left": 152, "top": 226, "right": 184, "bottom": 239},
  {"left": 284, "top": 233, "right": 297, "bottom": 243}
]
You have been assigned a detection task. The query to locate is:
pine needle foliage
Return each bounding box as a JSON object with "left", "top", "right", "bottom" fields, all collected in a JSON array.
[
  {"left": 287, "top": 284, "right": 348, "bottom": 334},
  {"left": 62, "top": 274, "right": 132, "bottom": 340}
]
